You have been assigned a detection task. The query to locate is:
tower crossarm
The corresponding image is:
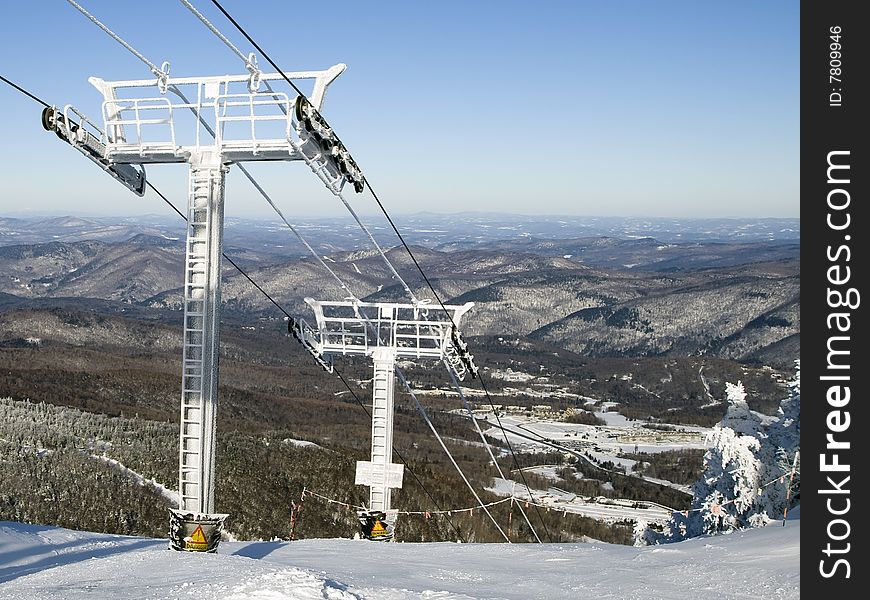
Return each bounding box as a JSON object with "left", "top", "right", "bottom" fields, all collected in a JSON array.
[
  {"left": 86, "top": 64, "right": 345, "bottom": 164},
  {"left": 304, "top": 298, "right": 474, "bottom": 360}
]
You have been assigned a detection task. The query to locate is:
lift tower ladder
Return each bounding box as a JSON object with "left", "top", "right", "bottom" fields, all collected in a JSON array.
[
  {"left": 55, "top": 64, "right": 349, "bottom": 552},
  {"left": 302, "top": 298, "right": 474, "bottom": 539}
]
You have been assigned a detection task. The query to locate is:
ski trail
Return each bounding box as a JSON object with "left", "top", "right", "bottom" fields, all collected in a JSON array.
[{"left": 90, "top": 455, "right": 180, "bottom": 507}]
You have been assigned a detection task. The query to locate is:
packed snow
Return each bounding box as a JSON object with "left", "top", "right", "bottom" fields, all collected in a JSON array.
[
  {"left": 485, "top": 478, "right": 674, "bottom": 524},
  {"left": 0, "top": 517, "right": 799, "bottom": 599}
]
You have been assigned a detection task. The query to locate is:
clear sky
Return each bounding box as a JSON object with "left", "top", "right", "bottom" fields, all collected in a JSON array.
[{"left": 0, "top": 1, "right": 799, "bottom": 219}]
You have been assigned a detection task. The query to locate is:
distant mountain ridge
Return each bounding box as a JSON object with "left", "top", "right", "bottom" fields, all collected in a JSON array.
[
  {"left": 0, "top": 222, "right": 799, "bottom": 366},
  {"left": 0, "top": 213, "right": 800, "bottom": 252}
]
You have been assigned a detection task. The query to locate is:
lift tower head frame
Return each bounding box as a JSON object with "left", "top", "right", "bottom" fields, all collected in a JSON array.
[
  {"left": 302, "top": 298, "right": 474, "bottom": 539},
  {"left": 60, "top": 63, "right": 349, "bottom": 552}
]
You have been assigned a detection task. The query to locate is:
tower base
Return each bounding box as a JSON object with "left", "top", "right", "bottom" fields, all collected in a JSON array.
[
  {"left": 169, "top": 509, "right": 229, "bottom": 552},
  {"left": 358, "top": 510, "right": 397, "bottom": 541}
]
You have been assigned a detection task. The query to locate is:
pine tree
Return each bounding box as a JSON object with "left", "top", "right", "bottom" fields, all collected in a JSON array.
[
  {"left": 693, "top": 426, "right": 761, "bottom": 535},
  {"left": 755, "top": 360, "right": 800, "bottom": 522},
  {"left": 632, "top": 518, "right": 649, "bottom": 547},
  {"left": 650, "top": 380, "right": 766, "bottom": 542},
  {"left": 720, "top": 381, "right": 763, "bottom": 436}
]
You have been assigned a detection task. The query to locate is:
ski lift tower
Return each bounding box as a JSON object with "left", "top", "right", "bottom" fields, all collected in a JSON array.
[
  {"left": 299, "top": 298, "right": 475, "bottom": 539},
  {"left": 42, "top": 63, "right": 348, "bottom": 552}
]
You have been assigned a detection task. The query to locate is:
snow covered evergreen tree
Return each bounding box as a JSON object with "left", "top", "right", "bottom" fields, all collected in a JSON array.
[
  {"left": 649, "top": 366, "right": 801, "bottom": 544},
  {"left": 632, "top": 518, "right": 649, "bottom": 547},
  {"left": 755, "top": 361, "right": 800, "bottom": 522},
  {"left": 650, "top": 379, "right": 766, "bottom": 542},
  {"left": 681, "top": 379, "right": 765, "bottom": 536},
  {"left": 693, "top": 425, "right": 762, "bottom": 535},
  {"left": 720, "top": 381, "right": 763, "bottom": 435}
]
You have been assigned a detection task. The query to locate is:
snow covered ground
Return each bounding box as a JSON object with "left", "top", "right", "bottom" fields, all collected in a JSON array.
[
  {"left": 479, "top": 409, "right": 711, "bottom": 497},
  {"left": 485, "top": 478, "right": 674, "bottom": 524},
  {"left": 0, "top": 517, "right": 799, "bottom": 599}
]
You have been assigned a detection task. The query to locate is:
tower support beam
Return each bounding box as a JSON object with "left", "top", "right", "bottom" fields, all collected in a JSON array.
[
  {"left": 50, "top": 65, "right": 347, "bottom": 553},
  {"left": 366, "top": 348, "right": 400, "bottom": 512},
  {"left": 178, "top": 152, "right": 227, "bottom": 516}
]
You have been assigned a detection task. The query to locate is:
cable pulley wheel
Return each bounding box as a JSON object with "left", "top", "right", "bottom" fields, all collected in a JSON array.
[
  {"left": 41, "top": 107, "right": 54, "bottom": 131},
  {"left": 294, "top": 96, "right": 309, "bottom": 122}
]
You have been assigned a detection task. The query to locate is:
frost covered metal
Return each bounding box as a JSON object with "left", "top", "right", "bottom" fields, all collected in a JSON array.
[
  {"left": 302, "top": 298, "right": 474, "bottom": 538},
  {"left": 44, "top": 64, "right": 348, "bottom": 551},
  {"left": 87, "top": 65, "right": 345, "bottom": 163},
  {"left": 303, "top": 299, "right": 474, "bottom": 360}
]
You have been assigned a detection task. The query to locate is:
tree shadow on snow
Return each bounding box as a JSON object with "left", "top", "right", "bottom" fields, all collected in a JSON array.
[{"left": 0, "top": 530, "right": 165, "bottom": 584}]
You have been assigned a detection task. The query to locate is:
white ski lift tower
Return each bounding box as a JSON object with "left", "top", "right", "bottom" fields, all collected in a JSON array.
[
  {"left": 300, "top": 298, "right": 475, "bottom": 539},
  {"left": 42, "top": 63, "right": 349, "bottom": 552}
]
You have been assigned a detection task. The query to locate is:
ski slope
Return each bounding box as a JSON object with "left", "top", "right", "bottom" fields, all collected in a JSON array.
[{"left": 0, "top": 516, "right": 799, "bottom": 599}]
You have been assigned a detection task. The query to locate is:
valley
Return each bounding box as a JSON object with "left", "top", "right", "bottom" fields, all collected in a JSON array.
[{"left": 0, "top": 215, "right": 799, "bottom": 544}]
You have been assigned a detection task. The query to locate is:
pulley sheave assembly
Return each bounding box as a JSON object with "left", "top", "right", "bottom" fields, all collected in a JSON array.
[
  {"left": 293, "top": 96, "right": 365, "bottom": 193},
  {"left": 41, "top": 106, "right": 146, "bottom": 196}
]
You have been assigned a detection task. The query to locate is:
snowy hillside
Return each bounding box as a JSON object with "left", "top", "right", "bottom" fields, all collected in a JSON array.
[{"left": 0, "top": 517, "right": 799, "bottom": 599}]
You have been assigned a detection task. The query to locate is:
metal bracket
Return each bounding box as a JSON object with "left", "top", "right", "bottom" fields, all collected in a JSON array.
[
  {"left": 245, "top": 53, "right": 261, "bottom": 93},
  {"left": 41, "top": 105, "right": 146, "bottom": 196},
  {"left": 450, "top": 326, "right": 479, "bottom": 379},
  {"left": 87, "top": 65, "right": 347, "bottom": 164},
  {"left": 155, "top": 61, "right": 171, "bottom": 94},
  {"left": 288, "top": 317, "right": 334, "bottom": 373}
]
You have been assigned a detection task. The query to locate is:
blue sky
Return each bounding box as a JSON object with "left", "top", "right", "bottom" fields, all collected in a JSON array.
[{"left": 0, "top": 1, "right": 798, "bottom": 219}]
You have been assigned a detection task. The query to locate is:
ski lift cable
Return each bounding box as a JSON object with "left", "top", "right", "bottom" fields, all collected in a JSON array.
[
  {"left": 179, "top": 0, "right": 419, "bottom": 305},
  {"left": 304, "top": 487, "right": 514, "bottom": 516},
  {"left": 207, "top": 0, "right": 431, "bottom": 309},
  {"left": 477, "top": 375, "right": 555, "bottom": 541},
  {"left": 236, "top": 166, "right": 356, "bottom": 297},
  {"left": 60, "top": 2, "right": 356, "bottom": 309},
  {"left": 199, "top": 4, "right": 517, "bottom": 412},
  {"left": 444, "top": 361, "right": 542, "bottom": 543},
  {"left": 65, "top": 0, "right": 168, "bottom": 83},
  {"left": 164, "top": 84, "right": 358, "bottom": 300},
  {"left": 60, "top": 1, "right": 525, "bottom": 542},
  {"left": 173, "top": 7, "right": 495, "bottom": 526},
  {"left": 201, "top": 0, "right": 554, "bottom": 539},
  {"left": 1, "top": 72, "right": 473, "bottom": 543},
  {"left": 394, "top": 367, "right": 512, "bottom": 543},
  {"left": 178, "top": 0, "right": 254, "bottom": 70},
  {"left": 199, "top": 0, "right": 518, "bottom": 381},
  {"left": 176, "top": 0, "right": 306, "bottom": 132},
  {"left": 333, "top": 190, "right": 419, "bottom": 304},
  {"left": 0, "top": 74, "right": 49, "bottom": 107},
  {"left": 45, "top": 6, "right": 464, "bottom": 539}
]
